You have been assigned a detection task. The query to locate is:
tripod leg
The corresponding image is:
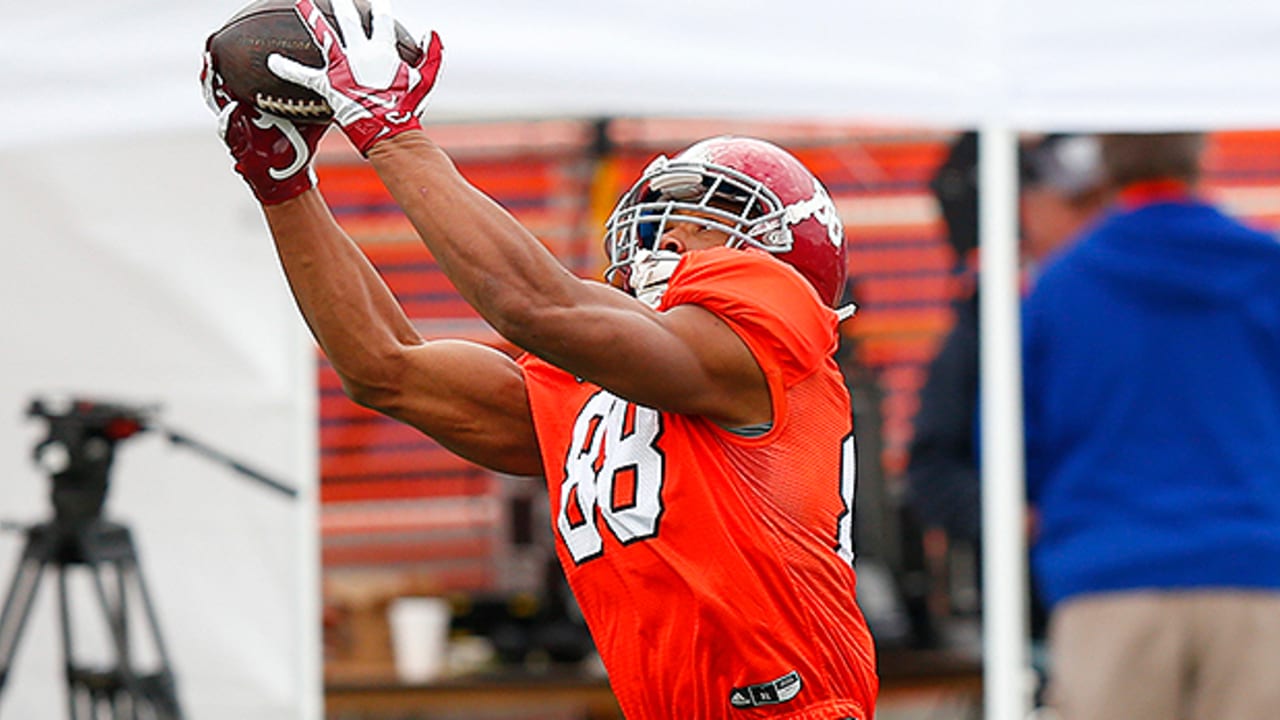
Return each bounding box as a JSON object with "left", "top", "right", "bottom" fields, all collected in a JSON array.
[
  {"left": 122, "top": 556, "right": 176, "bottom": 675},
  {"left": 110, "top": 559, "right": 139, "bottom": 720},
  {"left": 0, "top": 530, "right": 53, "bottom": 697},
  {"left": 56, "top": 568, "right": 83, "bottom": 720},
  {"left": 86, "top": 559, "right": 145, "bottom": 720},
  {"left": 82, "top": 528, "right": 183, "bottom": 720},
  {"left": 118, "top": 554, "right": 183, "bottom": 720},
  {"left": 113, "top": 559, "right": 132, "bottom": 673}
]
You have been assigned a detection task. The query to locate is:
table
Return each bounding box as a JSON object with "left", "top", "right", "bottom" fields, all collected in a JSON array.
[{"left": 325, "top": 649, "right": 983, "bottom": 720}]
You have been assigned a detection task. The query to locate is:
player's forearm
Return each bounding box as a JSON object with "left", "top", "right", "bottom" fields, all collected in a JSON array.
[
  {"left": 366, "top": 131, "right": 586, "bottom": 344},
  {"left": 263, "top": 189, "right": 424, "bottom": 400}
]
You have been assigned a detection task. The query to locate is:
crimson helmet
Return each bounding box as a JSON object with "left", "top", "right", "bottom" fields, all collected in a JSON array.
[{"left": 604, "top": 136, "right": 848, "bottom": 307}]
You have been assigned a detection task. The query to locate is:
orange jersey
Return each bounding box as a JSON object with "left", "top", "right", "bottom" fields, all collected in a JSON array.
[{"left": 519, "top": 247, "right": 878, "bottom": 720}]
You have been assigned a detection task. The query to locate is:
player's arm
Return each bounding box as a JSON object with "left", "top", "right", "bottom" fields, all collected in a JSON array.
[
  {"left": 202, "top": 51, "right": 541, "bottom": 476},
  {"left": 366, "top": 134, "right": 771, "bottom": 429},
  {"left": 263, "top": 191, "right": 542, "bottom": 476},
  {"left": 265, "top": 0, "right": 769, "bottom": 427}
]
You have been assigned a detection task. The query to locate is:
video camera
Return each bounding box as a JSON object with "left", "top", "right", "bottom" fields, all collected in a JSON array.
[
  {"left": 24, "top": 395, "right": 297, "bottom": 531},
  {"left": 27, "top": 397, "right": 159, "bottom": 527},
  {"left": 28, "top": 396, "right": 155, "bottom": 441}
]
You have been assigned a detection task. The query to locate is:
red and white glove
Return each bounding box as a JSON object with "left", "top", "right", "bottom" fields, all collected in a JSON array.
[
  {"left": 201, "top": 51, "right": 328, "bottom": 205},
  {"left": 267, "top": 0, "right": 443, "bottom": 156}
]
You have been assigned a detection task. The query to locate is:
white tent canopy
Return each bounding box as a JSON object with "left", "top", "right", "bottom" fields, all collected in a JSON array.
[
  {"left": 3, "top": 1, "right": 1279, "bottom": 718},
  {"left": 5, "top": 0, "right": 1280, "bottom": 150}
]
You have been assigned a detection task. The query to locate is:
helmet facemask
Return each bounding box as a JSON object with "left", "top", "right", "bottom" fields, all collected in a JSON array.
[{"left": 604, "top": 154, "right": 793, "bottom": 300}]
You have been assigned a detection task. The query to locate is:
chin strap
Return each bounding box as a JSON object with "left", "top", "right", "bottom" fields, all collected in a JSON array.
[
  {"left": 835, "top": 302, "right": 858, "bottom": 321},
  {"left": 630, "top": 249, "right": 682, "bottom": 309}
]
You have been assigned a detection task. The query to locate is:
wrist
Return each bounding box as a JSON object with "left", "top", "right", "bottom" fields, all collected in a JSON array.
[
  {"left": 261, "top": 184, "right": 321, "bottom": 213},
  {"left": 246, "top": 165, "right": 317, "bottom": 205},
  {"left": 365, "top": 127, "right": 433, "bottom": 161},
  {"left": 347, "top": 116, "right": 424, "bottom": 156}
]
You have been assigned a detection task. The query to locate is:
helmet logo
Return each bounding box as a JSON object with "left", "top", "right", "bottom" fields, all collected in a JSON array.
[{"left": 783, "top": 179, "right": 843, "bottom": 248}]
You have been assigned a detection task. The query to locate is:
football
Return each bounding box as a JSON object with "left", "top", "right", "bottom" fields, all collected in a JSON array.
[{"left": 207, "top": 0, "right": 423, "bottom": 123}]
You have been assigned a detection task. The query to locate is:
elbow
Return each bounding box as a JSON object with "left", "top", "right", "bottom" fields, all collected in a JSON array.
[
  {"left": 334, "top": 348, "right": 415, "bottom": 415},
  {"left": 342, "top": 377, "right": 394, "bottom": 414}
]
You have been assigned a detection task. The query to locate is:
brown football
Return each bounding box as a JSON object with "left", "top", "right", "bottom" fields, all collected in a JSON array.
[{"left": 207, "top": 0, "right": 422, "bottom": 123}]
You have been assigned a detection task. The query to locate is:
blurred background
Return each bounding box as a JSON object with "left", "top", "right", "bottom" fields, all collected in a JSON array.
[
  {"left": 3, "top": 1, "right": 1280, "bottom": 719},
  {"left": 311, "top": 121, "right": 1280, "bottom": 720}
]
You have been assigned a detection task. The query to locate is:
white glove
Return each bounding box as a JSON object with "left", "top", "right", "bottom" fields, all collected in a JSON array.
[{"left": 268, "top": 0, "right": 443, "bottom": 155}]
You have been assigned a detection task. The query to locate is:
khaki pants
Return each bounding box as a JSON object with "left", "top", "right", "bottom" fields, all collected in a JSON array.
[{"left": 1047, "top": 591, "right": 1280, "bottom": 720}]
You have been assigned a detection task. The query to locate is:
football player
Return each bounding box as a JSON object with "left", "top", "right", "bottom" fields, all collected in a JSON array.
[{"left": 203, "top": 0, "right": 878, "bottom": 716}]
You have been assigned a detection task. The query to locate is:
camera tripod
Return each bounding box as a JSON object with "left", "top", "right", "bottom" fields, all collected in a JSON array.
[
  {"left": 0, "top": 518, "right": 181, "bottom": 719},
  {"left": 0, "top": 397, "right": 297, "bottom": 719}
]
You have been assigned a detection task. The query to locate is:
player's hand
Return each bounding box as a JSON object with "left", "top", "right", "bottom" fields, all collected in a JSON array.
[
  {"left": 266, "top": 0, "right": 443, "bottom": 156},
  {"left": 202, "top": 50, "right": 327, "bottom": 205}
]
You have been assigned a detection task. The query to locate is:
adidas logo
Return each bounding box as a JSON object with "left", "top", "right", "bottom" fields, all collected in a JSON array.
[{"left": 729, "top": 670, "right": 802, "bottom": 709}]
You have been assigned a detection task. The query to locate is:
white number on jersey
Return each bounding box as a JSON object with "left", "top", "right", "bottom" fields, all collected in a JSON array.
[
  {"left": 835, "top": 433, "right": 857, "bottom": 566},
  {"left": 557, "top": 391, "right": 666, "bottom": 564}
]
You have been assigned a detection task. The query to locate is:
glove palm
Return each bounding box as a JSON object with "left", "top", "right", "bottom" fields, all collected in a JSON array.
[{"left": 267, "top": 0, "right": 443, "bottom": 155}]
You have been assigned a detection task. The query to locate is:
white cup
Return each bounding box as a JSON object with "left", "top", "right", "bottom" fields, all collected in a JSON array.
[{"left": 387, "top": 596, "right": 451, "bottom": 683}]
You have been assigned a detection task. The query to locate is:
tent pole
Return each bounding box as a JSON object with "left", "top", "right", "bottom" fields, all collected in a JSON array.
[
  {"left": 977, "top": 124, "right": 1032, "bottom": 720},
  {"left": 293, "top": 325, "right": 323, "bottom": 720}
]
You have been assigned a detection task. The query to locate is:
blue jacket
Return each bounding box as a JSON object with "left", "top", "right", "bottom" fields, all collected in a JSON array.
[{"left": 1022, "top": 196, "right": 1280, "bottom": 608}]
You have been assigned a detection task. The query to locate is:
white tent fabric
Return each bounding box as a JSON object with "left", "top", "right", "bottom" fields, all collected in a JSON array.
[
  {"left": 3, "top": 1, "right": 1280, "bottom": 718},
  {"left": 0, "top": 134, "right": 320, "bottom": 719},
  {"left": 5, "top": 0, "right": 1280, "bottom": 151}
]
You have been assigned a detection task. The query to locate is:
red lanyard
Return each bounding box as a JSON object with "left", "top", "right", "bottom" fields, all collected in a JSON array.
[{"left": 1116, "top": 179, "right": 1194, "bottom": 210}]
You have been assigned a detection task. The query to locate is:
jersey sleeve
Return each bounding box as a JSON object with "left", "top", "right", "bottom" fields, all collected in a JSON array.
[{"left": 660, "top": 246, "right": 839, "bottom": 387}]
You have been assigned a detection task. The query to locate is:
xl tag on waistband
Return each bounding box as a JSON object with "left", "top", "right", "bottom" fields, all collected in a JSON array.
[{"left": 729, "top": 670, "right": 802, "bottom": 709}]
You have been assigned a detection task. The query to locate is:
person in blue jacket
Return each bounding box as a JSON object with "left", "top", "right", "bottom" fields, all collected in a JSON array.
[
  {"left": 910, "top": 133, "right": 1108, "bottom": 551},
  {"left": 1023, "top": 132, "right": 1280, "bottom": 720}
]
